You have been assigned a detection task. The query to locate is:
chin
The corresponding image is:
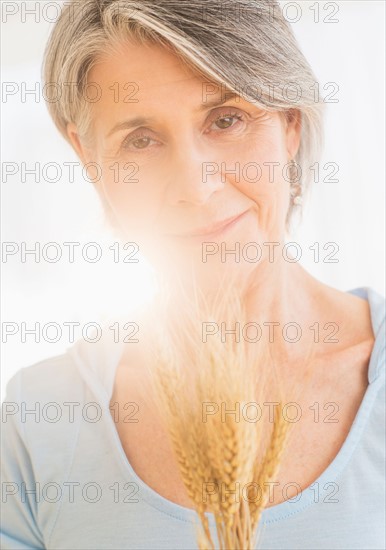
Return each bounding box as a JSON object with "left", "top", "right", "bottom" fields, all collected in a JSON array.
[
  {"left": 149, "top": 239, "right": 258, "bottom": 298},
  {"left": 141, "top": 212, "right": 264, "bottom": 288}
]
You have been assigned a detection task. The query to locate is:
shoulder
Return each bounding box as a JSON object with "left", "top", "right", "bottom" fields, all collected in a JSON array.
[
  {"left": 1, "top": 350, "right": 88, "bottom": 478},
  {"left": 325, "top": 285, "right": 385, "bottom": 379},
  {"left": 348, "top": 286, "right": 385, "bottom": 332},
  {"left": 361, "top": 287, "right": 386, "bottom": 383},
  {"left": 1, "top": 329, "right": 123, "bottom": 454},
  {"left": 3, "top": 349, "right": 86, "bottom": 407},
  {"left": 1, "top": 351, "right": 91, "bottom": 549}
]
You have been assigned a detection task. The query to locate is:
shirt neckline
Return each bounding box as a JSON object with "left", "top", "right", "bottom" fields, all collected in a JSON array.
[{"left": 69, "top": 286, "right": 385, "bottom": 525}]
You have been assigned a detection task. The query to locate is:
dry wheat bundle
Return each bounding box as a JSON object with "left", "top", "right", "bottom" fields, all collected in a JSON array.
[{"left": 144, "top": 279, "right": 305, "bottom": 549}]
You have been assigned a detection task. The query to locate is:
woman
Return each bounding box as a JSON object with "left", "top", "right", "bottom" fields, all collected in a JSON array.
[{"left": 1, "top": 1, "right": 384, "bottom": 548}]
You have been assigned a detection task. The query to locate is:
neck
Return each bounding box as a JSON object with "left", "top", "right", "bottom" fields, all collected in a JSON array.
[{"left": 155, "top": 255, "right": 326, "bottom": 361}]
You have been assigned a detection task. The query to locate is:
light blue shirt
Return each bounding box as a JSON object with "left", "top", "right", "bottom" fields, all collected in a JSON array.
[{"left": 1, "top": 287, "right": 385, "bottom": 549}]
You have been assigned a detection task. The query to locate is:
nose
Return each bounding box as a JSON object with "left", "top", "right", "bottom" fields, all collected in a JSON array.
[{"left": 165, "top": 139, "right": 225, "bottom": 206}]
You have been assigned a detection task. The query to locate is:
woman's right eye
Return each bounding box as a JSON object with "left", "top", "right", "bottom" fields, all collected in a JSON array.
[
  {"left": 121, "top": 132, "right": 158, "bottom": 151},
  {"left": 130, "top": 136, "right": 152, "bottom": 149}
]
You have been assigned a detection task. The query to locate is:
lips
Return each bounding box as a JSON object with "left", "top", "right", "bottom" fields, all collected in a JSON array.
[{"left": 168, "top": 210, "right": 249, "bottom": 238}]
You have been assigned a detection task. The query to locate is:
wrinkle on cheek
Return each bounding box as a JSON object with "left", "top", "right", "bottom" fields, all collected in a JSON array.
[
  {"left": 230, "top": 114, "right": 285, "bottom": 161},
  {"left": 223, "top": 120, "right": 290, "bottom": 235},
  {"left": 225, "top": 140, "right": 285, "bottom": 194},
  {"left": 254, "top": 195, "right": 284, "bottom": 237},
  {"left": 98, "top": 167, "right": 163, "bottom": 236}
]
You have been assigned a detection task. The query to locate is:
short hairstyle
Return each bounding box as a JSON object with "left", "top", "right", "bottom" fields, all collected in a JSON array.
[{"left": 43, "top": 0, "right": 325, "bottom": 227}]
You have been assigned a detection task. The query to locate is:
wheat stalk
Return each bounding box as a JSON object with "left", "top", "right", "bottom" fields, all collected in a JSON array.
[{"left": 144, "top": 277, "right": 313, "bottom": 549}]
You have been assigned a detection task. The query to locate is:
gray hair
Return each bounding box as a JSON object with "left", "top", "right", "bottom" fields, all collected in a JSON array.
[{"left": 43, "top": 0, "right": 325, "bottom": 227}]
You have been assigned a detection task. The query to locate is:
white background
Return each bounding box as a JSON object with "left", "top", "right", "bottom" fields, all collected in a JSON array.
[{"left": 1, "top": 1, "right": 385, "bottom": 399}]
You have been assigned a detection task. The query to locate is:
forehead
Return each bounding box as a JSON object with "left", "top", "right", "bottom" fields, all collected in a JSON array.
[{"left": 88, "top": 40, "right": 212, "bottom": 109}]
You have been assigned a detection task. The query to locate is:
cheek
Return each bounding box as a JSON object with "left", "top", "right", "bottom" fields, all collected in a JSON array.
[
  {"left": 227, "top": 130, "right": 290, "bottom": 204},
  {"left": 98, "top": 162, "right": 164, "bottom": 237}
]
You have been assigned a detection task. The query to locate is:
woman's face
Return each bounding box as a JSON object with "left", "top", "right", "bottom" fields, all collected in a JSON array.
[{"left": 68, "top": 41, "right": 300, "bottom": 287}]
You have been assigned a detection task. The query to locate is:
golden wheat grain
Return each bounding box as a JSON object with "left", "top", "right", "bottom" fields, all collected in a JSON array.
[{"left": 144, "top": 279, "right": 314, "bottom": 550}]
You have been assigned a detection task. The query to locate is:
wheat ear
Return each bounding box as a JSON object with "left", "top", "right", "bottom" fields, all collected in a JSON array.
[{"left": 145, "top": 280, "right": 296, "bottom": 549}]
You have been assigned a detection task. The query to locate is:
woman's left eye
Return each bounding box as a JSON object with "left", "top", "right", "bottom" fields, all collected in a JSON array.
[{"left": 209, "top": 112, "right": 244, "bottom": 131}]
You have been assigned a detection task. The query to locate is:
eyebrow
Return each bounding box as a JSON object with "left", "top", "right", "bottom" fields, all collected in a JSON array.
[
  {"left": 106, "top": 92, "right": 241, "bottom": 137},
  {"left": 198, "top": 91, "right": 241, "bottom": 111}
]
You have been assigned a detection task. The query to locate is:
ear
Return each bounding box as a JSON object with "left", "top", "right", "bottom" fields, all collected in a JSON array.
[
  {"left": 285, "top": 109, "right": 301, "bottom": 160},
  {"left": 66, "top": 122, "right": 103, "bottom": 189},
  {"left": 66, "top": 122, "right": 91, "bottom": 165}
]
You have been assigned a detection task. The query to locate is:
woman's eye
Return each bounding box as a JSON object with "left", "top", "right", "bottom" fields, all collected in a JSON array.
[
  {"left": 210, "top": 113, "right": 244, "bottom": 131},
  {"left": 128, "top": 136, "right": 153, "bottom": 150},
  {"left": 131, "top": 136, "right": 151, "bottom": 149},
  {"left": 120, "top": 111, "right": 245, "bottom": 153},
  {"left": 121, "top": 133, "right": 157, "bottom": 151}
]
